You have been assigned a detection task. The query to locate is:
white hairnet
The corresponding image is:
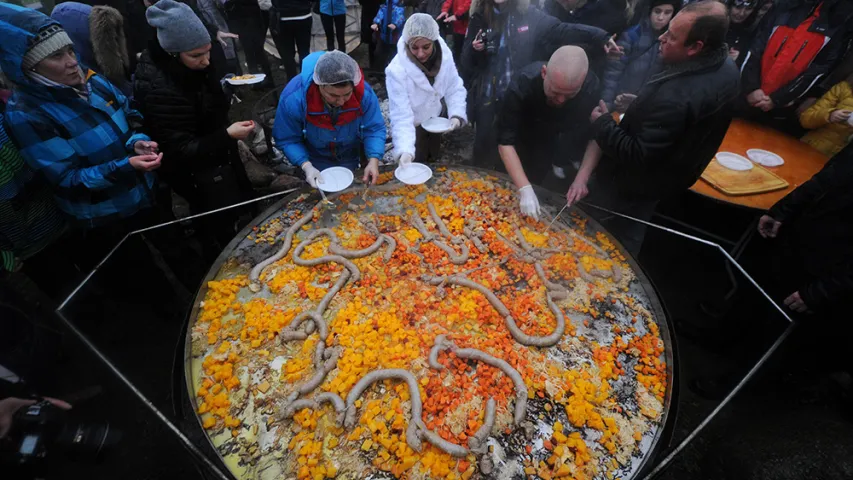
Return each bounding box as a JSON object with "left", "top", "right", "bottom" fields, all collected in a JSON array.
[
  {"left": 402, "top": 13, "right": 440, "bottom": 43},
  {"left": 312, "top": 50, "right": 363, "bottom": 86}
]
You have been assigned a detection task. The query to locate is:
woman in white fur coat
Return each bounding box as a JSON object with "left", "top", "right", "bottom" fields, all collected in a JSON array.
[{"left": 385, "top": 13, "right": 467, "bottom": 164}]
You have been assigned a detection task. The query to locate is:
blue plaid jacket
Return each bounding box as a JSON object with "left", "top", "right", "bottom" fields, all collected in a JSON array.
[
  {"left": 0, "top": 3, "right": 156, "bottom": 229},
  {"left": 3, "top": 74, "right": 156, "bottom": 229}
]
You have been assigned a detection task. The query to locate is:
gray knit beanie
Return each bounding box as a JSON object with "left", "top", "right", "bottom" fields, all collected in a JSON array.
[
  {"left": 145, "top": 0, "right": 210, "bottom": 54},
  {"left": 23, "top": 24, "right": 75, "bottom": 71}
]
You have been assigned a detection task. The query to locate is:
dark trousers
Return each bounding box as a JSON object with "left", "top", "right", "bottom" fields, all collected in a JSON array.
[
  {"left": 415, "top": 126, "right": 442, "bottom": 163},
  {"left": 376, "top": 38, "right": 397, "bottom": 68},
  {"left": 320, "top": 14, "right": 346, "bottom": 51},
  {"left": 360, "top": 3, "right": 380, "bottom": 67},
  {"left": 229, "top": 14, "right": 273, "bottom": 77},
  {"left": 584, "top": 177, "right": 659, "bottom": 257},
  {"left": 274, "top": 17, "right": 313, "bottom": 79},
  {"left": 516, "top": 140, "right": 555, "bottom": 187},
  {"left": 472, "top": 100, "right": 501, "bottom": 170},
  {"left": 451, "top": 32, "right": 464, "bottom": 61}
]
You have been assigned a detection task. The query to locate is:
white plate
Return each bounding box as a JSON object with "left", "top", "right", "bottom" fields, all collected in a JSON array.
[
  {"left": 395, "top": 163, "right": 433, "bottom": 185},
  {"left": 317, "top": 166, "right": 353, "bottom": 192},
  {"left": 421, "top": 117, "right": 453, "bottom": 134},
  {"left": 746, "top": 148, "right": 784, "bottom": 167},
  {"left": 715, "top": 152, "right": 753, "bottom": 171},
  {"left": 226, "top": 74, "right": 266, "bottom": 85}
]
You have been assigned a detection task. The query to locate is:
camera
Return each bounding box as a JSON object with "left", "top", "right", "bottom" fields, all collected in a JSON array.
[
  {"left": 4, "top": 400, "right": 119, "bottom": 468},
  {"left": 483, "top": 28, "right": 499, "bottom": 55}
]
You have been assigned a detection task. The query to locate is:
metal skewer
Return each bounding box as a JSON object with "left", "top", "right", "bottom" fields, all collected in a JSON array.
[
  {"left": 543, "top": 203, "right": 569, "bottom": 234},
  {"left": 317, "top": 182, "right": 334, "bottom": 206}
]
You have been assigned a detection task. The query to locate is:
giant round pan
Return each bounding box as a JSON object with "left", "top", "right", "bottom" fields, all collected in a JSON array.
[{"left": 184, "top": 166, "right": 675, "bottom": 480}]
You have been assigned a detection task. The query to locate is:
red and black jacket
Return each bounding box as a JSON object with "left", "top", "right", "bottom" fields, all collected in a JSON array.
[{"left": 741, "top": 0, "right": 853, "bottom": 109}]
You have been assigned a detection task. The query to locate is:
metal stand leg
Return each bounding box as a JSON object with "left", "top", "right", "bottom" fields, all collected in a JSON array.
[
  {"left": 653, "top": 212, "right": 760, "bottom": 316},
  {"left": 722, "top": 217, "right": 759, "bottom": 302}
]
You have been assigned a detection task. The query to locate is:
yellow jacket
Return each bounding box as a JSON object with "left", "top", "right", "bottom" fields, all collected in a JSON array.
[{"left": 800, "top": 80, "right": 853, "bottom": 157}]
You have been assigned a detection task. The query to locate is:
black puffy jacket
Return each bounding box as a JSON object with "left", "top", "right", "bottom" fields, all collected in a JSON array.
[
  {"left": 592, "top": 45, "right": 741, "bottom": 200},
  {"left": 132, "top": 40, "right": 239, "bottom": 182},
  {"left": 768, "top": 143, "right": 853, "bottom": 312}
]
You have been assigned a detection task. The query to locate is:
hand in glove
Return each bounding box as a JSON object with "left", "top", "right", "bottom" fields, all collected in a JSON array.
[
  {"left": 398, "top": 153, "right": 414, "bottom": 166},
  {"left": 518, "top": 185, "right": 541, "bottom": 221},
  {"left": 302, "top": 162, "right": 321, "bottom": 188},
  {"left": 449, "top": 118, "right": 462, "bottom": 130}
]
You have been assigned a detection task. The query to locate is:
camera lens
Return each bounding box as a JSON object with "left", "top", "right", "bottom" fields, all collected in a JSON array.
[{"left": 55, "top": 423, "right": 121, "bottom": 460}]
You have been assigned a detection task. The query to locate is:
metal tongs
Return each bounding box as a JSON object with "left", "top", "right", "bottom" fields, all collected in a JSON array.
[
  {"left": 543, "top": 203, "right": 569, "bottom": 234},
  {"left": 316, "top": 178, "right": 334, "bottom": 206}
]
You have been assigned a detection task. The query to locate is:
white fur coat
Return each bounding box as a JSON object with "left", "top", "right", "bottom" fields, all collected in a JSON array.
[{"left": 385, "top": 37, "right": 468, "bottom": 158}]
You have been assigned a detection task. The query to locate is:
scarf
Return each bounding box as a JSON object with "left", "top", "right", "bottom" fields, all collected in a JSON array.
[{"left": 406, "top": 40, "right": 442, "bottom": 84}]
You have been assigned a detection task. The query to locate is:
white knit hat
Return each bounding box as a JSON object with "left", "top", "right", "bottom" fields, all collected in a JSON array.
[{"left": 23, "top": 24, "right": 74, "bottom": 70}]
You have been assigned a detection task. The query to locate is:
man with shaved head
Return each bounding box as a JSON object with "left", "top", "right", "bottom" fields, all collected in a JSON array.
[
  {"left": 497, "top": 46, "right": 602, "bottom": 220},
  {"left": 581, "top": 0, "right": 740, "bottom": 255}
]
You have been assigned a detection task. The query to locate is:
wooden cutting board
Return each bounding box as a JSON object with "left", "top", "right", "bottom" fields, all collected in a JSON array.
[{"left": 700, "top": 158, "right": 789, "bottom": 196}]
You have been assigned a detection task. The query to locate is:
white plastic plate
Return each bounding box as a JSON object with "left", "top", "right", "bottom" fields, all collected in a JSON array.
[
  {"left": 395, "top": 163, "right": 433, "bottom": 185},
  {"left": 226, "top": 74, "right": 266, "bottom": 85},
  {"left": 421, "top": 117, "right": 453, "bottom": 134},
  {"left": 746, "top": 149, "right": 784, "bottom": 167},
  {"left": 318, "top": 166, "right": 354, "bottom": 192},
  {"left": 715, "top": 152, "right": 754, "bottom": 171}
]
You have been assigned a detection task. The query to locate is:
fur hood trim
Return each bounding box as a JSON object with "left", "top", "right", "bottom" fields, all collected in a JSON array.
[{"left": 89, "top": 6, "right": 129, "bottom": 84}]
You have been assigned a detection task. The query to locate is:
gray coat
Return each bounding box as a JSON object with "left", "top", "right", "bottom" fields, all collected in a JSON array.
[{"left": 197, "top": 0, "right": 237, "bottom": 60}]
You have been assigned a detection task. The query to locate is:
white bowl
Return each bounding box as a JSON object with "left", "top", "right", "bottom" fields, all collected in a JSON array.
[
  {"left": 226, "top": 73, "right": 266, "bottom": 85},
  {"left": 715, "top": 152, "right": 753, "bottom": 171},
  {"left": 317, "top": 166, "right": 354, "bottom": 192},
  {"left": 746, "top": 149, "right": 784, "bottom": 167},
  {"left": 395, "top": 162, "right": 433, "bottom": 185},
  {"left": 421, "top": 117, "right": 453, "bottom": 134}
]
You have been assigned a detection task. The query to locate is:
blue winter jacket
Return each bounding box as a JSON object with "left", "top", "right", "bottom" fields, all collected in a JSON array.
[
  {"left": 0, "top": 3, "right": 156, "bottom": 229},
  {"left": 320, "top": 0, "right": 347, "bottom": 16},
  {"left": 601, "top": 19, "right": 663, "bottom": 106},
  {"left": 373, "top": 0, "right": 405, "bottom": 45},
  {"left": 273, "top": 52, "right": 387, "bottom": 171}
]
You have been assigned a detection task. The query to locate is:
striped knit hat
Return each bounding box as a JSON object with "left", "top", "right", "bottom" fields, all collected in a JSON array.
[{"left": 22, "top": 24, "right": 74, "bottom": 71}]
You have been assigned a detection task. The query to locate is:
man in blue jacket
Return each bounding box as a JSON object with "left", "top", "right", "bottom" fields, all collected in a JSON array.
[{"left": 273, "top": 50, "right": 387, "bottom": 187}]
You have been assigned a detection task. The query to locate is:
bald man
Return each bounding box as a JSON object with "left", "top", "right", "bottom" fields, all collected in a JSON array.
[{"left": 496, "top": 46, "right": 602, "bottom": 220}]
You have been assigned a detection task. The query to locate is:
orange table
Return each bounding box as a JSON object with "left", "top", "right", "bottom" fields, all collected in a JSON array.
[{"left": 690, "top": 118, "right": 830, "bottom": 211}]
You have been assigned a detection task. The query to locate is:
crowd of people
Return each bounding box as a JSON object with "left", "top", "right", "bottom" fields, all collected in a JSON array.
[{"left": 0, "top": 0, "right": 852, "bottom": 325}]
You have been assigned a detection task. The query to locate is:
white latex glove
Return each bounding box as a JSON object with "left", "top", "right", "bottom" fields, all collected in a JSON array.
[
  {"left": 302, "top": 162, "right": 321, "bottom": 188},
  {"left": 449, "top": 118, "right": 462, "bottom": 130},
  {"left": 399, "top": 153, "right": 414, "bottom": 166},
  {"left": 518, "top": 185, "right": 541, "bottom": 221}
]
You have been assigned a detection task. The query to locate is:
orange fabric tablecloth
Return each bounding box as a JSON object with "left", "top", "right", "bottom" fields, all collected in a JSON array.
[{"left": 690, "top": 118, "right": 829, "bottom": 210}]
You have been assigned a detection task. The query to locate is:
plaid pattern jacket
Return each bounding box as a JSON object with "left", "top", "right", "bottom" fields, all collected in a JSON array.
[{"left": 3, "top": 72, "right": 156, "bottom": 229}]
